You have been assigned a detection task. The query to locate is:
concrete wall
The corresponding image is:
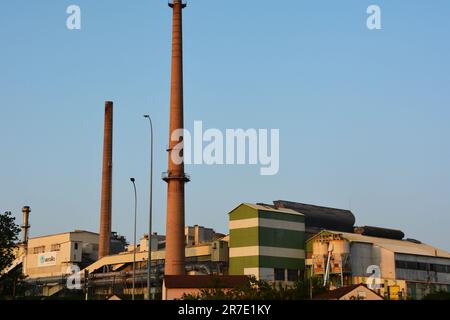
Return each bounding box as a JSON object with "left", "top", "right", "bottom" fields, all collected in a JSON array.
[
  {"left": 24, "top": 231, "right": 99, "bottom": 278},
  {"left": 185, "top": 226, "right": 216, "bottom": 246}
]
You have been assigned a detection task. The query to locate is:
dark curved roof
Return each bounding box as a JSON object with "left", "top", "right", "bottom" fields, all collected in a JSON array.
[
  {"left": 354, "top": 226, "right": 404, "bottom": 240},
  {"left": 273, "top": 200, "right": 355, "bottom": 233}
]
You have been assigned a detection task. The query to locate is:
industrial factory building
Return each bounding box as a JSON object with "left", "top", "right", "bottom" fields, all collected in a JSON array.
[
  {"left": 3, "top": 200, "right": 450, "bottom": 300},
  {"left": 5, "top": 221, "right": 229, "bottom": 298},
  {"left": 23, "top": 230, "right": 99, "bottom": 278},
  {"left": 307, "top": 230, "right": 450, "bottom": 300},
  {"left": 228, "top": 203, "right": 306, "bottom": 283}
]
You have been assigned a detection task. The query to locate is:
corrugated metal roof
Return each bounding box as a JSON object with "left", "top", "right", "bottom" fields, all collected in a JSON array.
[
  {"left": 29, "top": 230, "right": 99, "bottom": 240},
  {"left": 242, "top": 203, "right": 304, "bottom": 216},
  {"left": 324, "top": 230, "right": 450, "bottom": 258}
]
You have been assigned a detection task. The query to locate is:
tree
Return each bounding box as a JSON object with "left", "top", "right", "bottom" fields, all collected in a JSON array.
[
  {"left": 0, "top": 211, "right": 21, "bottom": 273},
  {"left": 422, "top": 290, "right": 450, "bottom": 300},
  {"left": 182, "top": 275, "right": 329, "bottom": 300}
]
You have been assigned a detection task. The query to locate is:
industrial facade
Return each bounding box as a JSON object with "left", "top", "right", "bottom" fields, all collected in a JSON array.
[
  {"left": 23, "top": 230, "right": 99, "bottom": 279},
  {"left": 3, "top": 201, "right": 450, "bottom": 300},
  {"left": 228, "top": 203, "right": 306, "bottom": 283},
  {"left": 307, "top": 230, "right": 450, "bottom": 300}
]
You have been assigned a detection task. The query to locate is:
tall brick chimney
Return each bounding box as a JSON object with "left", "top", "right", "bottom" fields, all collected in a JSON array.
[
  {"left": 98, "top": 101, "right": 113, "bottom": 259},
  {"left": 163, "top": 0, "right": 189, "bottom": 275}
]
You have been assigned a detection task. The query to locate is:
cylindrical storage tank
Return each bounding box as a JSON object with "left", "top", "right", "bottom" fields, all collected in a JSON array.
[
  {"left": 313, "top": 241, "right": 329, "bottom": 265},
  {"left": 312, "top": 241, "right": 329, "bottom": 273},
  {"left": 313, "top": 241, "right": 329, "bottom": 256},
  {"left": 332, "top": 239, "right": 350, "bottom": 256}
]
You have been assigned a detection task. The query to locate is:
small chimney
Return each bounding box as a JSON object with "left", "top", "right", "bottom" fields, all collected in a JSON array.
[{"left": 22, "top": 206, "right": 31, "bottom": 244}]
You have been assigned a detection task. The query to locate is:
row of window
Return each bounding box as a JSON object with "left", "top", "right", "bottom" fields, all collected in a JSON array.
[
  {"left": 395, "top": 260, "right": 450, "bottom": 273},
  {"left": 32, "top": 244, "right": 61, "bottom": 254},
  {"left": 274, "top": 268, "right": 300, "bottom": 282},
  {"left": 32, "top": 246, "right": 45, "bottom": 254},
  {"left": 31, "top": 243, "right": 78, "bottom": 254}
]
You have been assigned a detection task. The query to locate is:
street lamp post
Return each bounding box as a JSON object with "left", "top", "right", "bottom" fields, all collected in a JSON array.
[
  {"left": 130, "top": 177, "right": 137, "bottom": 300},
  {"left": 143, "top": 114, "right": 154, "bottom": 300}
]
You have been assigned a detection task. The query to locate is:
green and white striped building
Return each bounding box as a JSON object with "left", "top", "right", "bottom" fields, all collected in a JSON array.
[{"left": 228, "top": 203, "right": 306, "bottom": 282}]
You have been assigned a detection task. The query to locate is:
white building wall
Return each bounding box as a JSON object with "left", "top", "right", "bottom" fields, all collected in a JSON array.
[{"left": 379, "top": 248, "right": 396, "bottom": 280}]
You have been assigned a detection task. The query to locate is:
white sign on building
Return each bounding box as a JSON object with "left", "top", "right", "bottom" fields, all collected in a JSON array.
[{"left": 37, "top": 252, "right": 57, "bottom": 267}]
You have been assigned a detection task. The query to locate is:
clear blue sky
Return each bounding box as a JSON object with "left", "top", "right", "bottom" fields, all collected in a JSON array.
[{"left": 1, "top": 1, "right": 449, "bottom": 250}]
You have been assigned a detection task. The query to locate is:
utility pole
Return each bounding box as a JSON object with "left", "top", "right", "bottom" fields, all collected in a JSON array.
[
  {"left": 143, "top": 114, "right": 154, "bottom": 300},
  {"left": 130, "top": 178, "right": 138, "bottom": 300}
]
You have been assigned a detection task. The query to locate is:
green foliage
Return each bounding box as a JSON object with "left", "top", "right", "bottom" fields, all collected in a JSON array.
[
  {"left": 0, "top": 267, "right": 27, "bottom": 299},
  {"left": 422, "top": 290, "right": 450, "bottom": 300},
  {"left": 0, "top": 212, "right": 22, "bottom": 299},
  {"left": 0, "top": 211, "right": 21, "bottom": 273},
  {"left": 182, "top": 275, "right": 328, "bottom": 300}
]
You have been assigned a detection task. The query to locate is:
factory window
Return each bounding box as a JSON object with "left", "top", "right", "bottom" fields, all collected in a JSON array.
[
  {"left": 32, "top": 246, "right": 45, "bottom": 254},
  {"left": 406, "top": 262, "right": 418, "bottom": 270},
  {"left": 396, "top": 260, "right": 450, "bottom": 273},
  {"left": 432, "top": 264, "right": 447, "bottom": 273},
  {"left": 51, "top": 244, "right": 61, "bottom": 252},
  {"left": 417, "top": 263, "right": 427, "bottom": 271},
  {"left": 287, "top": 269, "right": 299, "bottom": 282},
  {"left": 74, "top": 243, "right": 79, "bottom": 250},
  {"left": 274, "top": 268, "right": 285, "bottom": 281}
]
